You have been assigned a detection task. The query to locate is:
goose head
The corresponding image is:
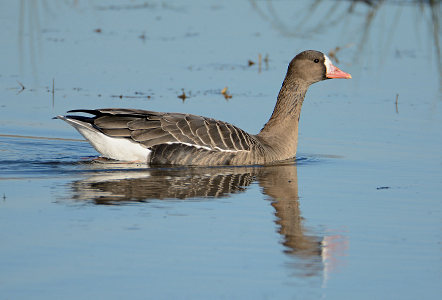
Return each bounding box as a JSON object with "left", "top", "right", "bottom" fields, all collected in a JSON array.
[{"left": 286, "top": 50, "right": 352, "bottom": 85}]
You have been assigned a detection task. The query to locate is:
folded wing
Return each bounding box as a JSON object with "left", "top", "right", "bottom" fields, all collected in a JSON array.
[{"left": 67, "top": 108, "right": 255, "bottom": 153}]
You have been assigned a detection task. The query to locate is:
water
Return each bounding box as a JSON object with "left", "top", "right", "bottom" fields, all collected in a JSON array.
[{"left": 0, "top": 1, "right": 441, "bottom": 299}]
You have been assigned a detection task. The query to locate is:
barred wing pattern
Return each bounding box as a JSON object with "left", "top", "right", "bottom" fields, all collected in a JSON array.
[{"left": 67, "top": 109, "right": 262, "bottom": 165}]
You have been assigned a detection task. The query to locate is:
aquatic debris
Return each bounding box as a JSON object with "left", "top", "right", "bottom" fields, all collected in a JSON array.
[
  {"left": 328, "top": 46, "right": 342, "bottom": 63},
  {"left": 263, "top": 53, "right": 269, "bottom": 65},
  {"left": 395, "top": 93, "right": 399, "bottom": 114},
  {"left": 178, "top": 89, "right": 188, "bottom": 102},
  {"left": 328, "top": 44, "right": 353, "bottom": 63},
  {"left": 248, "top": 53, "right": 269, "bottom": 72},
  {"left": 376, "top": 186, "right": 391, "bottom": 190},
  {"left": 95, "top": 3, "right": 153, "bottom": 11},
  {"left": 94, "top": 28, "right": 102, "bottom": 33},
  {"left": 258, "top": 53, "right": 262, "bottom": 72},
  {"left": 221, "top": 86, "right": 232, "bottom": 100},
  {"left": 52, "top": 78, "right": 55, "bottom": 108},
  {"left": 111, "top": 93, "right": 152, "bottom": 99},
  {"left": 17, "top": 81, "right": 25, "bottom": 93}
]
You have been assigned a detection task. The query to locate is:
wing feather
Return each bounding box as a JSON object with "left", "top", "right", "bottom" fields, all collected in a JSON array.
[
  {"left": 94, "top": 116, "right": 138, "bottom": 128},
  {"left": 217, "top": 122, "right": 235, "bottom": 149},
  {"left": 127, "top": 119, "right": 161, "bottom": 130},
  {"left": 131, "top": 128, "right": 170, "bottom": 142},
  {"left": 229, "top": 125, "right": 246, "bottom": 150},
  {"left": 141, "top": 136, "right": 177, "bottom": 148},
  {"left": 195, "top": 126, "right": 213, "bottom": 145},
  {"left": 100, "top": 128, "right": 132, "bottom": 137},
  {"left": 68, "top": 109, "right": 254, "bottom": 153}
]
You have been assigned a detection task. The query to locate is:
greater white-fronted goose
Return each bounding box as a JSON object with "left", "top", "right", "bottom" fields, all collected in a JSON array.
[{"left": 58, "top": 50, "right": 351, "bottom": 166}]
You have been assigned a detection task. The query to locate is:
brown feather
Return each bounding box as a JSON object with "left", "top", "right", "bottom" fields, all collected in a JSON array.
[{"left": 95, "top": 116, "right": 137, "bottom": 129}]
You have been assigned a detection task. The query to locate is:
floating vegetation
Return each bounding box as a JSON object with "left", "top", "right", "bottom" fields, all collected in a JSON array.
[
  {"left": 177, "top": 88, "right": 188, "bottom": 102},
  {"left": 221, "top": 86, "right": 232, "bottom": 100},
  {"left": 248, "top": 53, "right": 269, "bottom": 72}
]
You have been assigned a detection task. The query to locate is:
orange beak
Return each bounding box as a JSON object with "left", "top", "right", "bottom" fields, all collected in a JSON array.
[{"left": 326, "top": 64, "right": 352, "bottom": 79}]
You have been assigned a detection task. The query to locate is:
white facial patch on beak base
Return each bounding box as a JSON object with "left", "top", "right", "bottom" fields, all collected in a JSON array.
[
  {"left": 323, "top": 54, "right": 352, "bottom": 79},
  {"left": 323, "top": 54, "right": 333, "bottom": 74}
]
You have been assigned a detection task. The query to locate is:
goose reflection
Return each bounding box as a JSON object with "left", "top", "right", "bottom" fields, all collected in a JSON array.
[
  {"left": 70, "top": 166, "right": 255, "bottom": 203},
  {"left": 69, "top": 161, "right": 347, "bottom": 280}
]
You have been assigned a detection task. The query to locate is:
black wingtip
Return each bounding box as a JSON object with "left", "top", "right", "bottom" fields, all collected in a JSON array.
[{"left": 67, "top": 109, "right": 100, "bottom": 115}]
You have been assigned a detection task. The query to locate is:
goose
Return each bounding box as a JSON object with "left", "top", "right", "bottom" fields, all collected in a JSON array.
[{"left": 57, "top": 50, "right": 351, "bottom": 166}]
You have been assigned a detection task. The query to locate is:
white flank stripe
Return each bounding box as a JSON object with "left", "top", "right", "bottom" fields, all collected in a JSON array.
[{"left": 166, "top": 142, "right": 212, "bottom": 151}]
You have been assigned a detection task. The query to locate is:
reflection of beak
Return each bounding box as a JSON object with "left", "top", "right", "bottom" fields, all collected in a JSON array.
[{"left": 326, "top": 64, "right": 352, "bottom": 79}]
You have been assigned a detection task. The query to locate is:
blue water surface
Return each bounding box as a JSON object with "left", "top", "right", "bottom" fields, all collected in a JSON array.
[{"left": 0, "top": 1, "right": 441, "bottom": 299}]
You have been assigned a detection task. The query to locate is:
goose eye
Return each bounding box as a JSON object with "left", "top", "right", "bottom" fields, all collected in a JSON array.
[{"left": 314, "top": 59, "right": 319, "bottom": 63}]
